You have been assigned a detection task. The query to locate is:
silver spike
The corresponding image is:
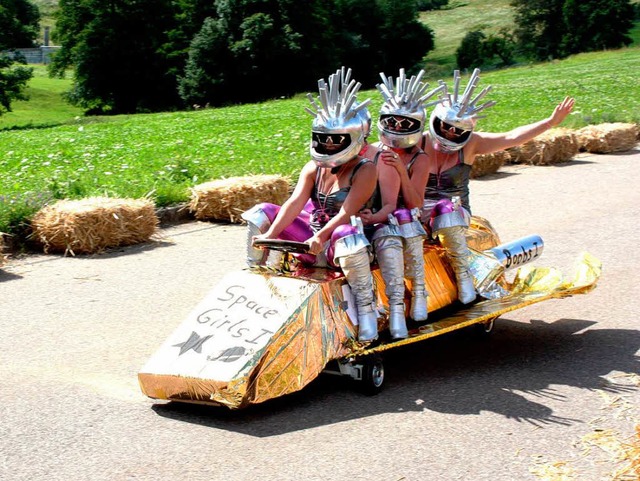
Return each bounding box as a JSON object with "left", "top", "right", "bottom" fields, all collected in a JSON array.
[
  {"left": 340, "top": 66, "right": 351, "bottom": 87},
  {"left": 354, "top": 98, "right": 372, "bottom": 112},
  {"left": 319, "top": 85, "right": 329, "bottom": 113},
  {"left": 469, "top": 100, "right": 497, "bottom": 116},
  {"left": 329, "top": 75, "right": 340, "bottom": 111},
  {"left": 409, "top": 71, "right": 426, "bottom": 103},
  {"left": 468, "top": 85, "right": 493, "bottom": 109},
  {"left": 377, "top": 83, "right": 395, "bottom": 103},
  {"left": 438, "top": 79, "right": 448, "bottom": 101},
  {"left": 306, "top": 93, "right": 322, "bottom": 112},
  {"left": 385, "top": 75, "right": 394, "bottom": 90},
  {"left": 418, "top": 84, "right": 446, "bottom": 105},
  {"left": 343, "top": 79, "right": 358, "bottom": 104},
  {"left": 452, "top": 70, "right": 461, "bottom": 104},
  {"left": 458, "top": 68, "right": 481, "bottom": 114}
]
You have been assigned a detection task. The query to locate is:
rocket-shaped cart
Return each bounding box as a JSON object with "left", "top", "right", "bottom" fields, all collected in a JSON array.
[{"left": 138, "top": 217, "right": 600, "bottom": 409}]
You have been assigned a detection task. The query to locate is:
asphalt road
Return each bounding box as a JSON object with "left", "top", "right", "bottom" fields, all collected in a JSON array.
[{"left": 1, "top": 148, "right": 639, "bottom": 481}]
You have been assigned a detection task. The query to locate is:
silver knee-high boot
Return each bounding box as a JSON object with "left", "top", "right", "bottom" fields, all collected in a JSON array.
[
  {"left": 437, "top": 225, "right": 476, "bottom": 304},
  {"left": 338, "top": 247, "right": 378, "bottom": 342},
  {"left": 245, "top": 220, "right": 268, "bottom": 266},
  {"left": 404, "top": 235, "right": 429, "bottom": 321},
  {"left": 373, "top": 235, "right": 408, "bottom": 340}
]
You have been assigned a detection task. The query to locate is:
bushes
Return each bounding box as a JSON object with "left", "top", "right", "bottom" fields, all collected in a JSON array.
[{"left": 456, "top": 29, "right": 515, "bottom": 70}]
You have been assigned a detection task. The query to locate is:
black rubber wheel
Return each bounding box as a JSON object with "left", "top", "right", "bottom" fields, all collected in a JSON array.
[{"left": 360, "top": 355, "right": 385, "bottom": 396}]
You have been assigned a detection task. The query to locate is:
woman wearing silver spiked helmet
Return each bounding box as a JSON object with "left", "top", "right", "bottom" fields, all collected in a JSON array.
[
  {"left": 241, "top": 67, "right": 380, "bottom": 342},
  {"left": 360, "top": 68, "right": 443, "bottom": 339},
  {"left": 421, "top": 68, "right": 575, "bottom": 304}
]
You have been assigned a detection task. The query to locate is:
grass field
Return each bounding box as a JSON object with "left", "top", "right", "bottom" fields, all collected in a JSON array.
[
  {"left": 420, "top": 0, "right": 640, "bottom": 73},
  {"left": 0, "top": 66, "right": 82, "bottom": 130},
  {"left": 420, "top": 0, "right": 515, "bottom": 72},
  {"left": 1, "top": 46, "right": 639, "bottom": 237}
]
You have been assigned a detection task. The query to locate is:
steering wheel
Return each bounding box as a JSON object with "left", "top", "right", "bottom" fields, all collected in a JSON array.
[{"left": 253, "top": 239, "right": 311, "bottom": 254}]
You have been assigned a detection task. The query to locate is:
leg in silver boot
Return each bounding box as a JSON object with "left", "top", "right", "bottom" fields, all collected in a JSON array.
[
  {"left": 373, "top": 235, "right": 408, "bottom": 338},
  {"left": 241, "top": 203, "right": 277, "bottom": 267},
  {"left": 337, "top": 247, "right": 378, "bottom": 342},
  {"left": 437, "top": 225, "right": 476, "bottom": 304},
  {"left": 357, "top": 305, "right": 379, "bottom": 342},
  {"left": 245, "top": 221, "right": 268, "bottom": 267},
  {"left": 389, "top": 304, "right": 408, "bottom": 340},
  {"left": 403, "top": 235, "right": 429, "bottom": 321}
]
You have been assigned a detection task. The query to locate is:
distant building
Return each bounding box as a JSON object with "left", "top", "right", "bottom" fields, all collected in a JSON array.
[
  {"left": 7, "top": 46, "right": 60, "bottom": 64},
  {"left": 4, "top": 27, "right": 61, "bottom": 64}
]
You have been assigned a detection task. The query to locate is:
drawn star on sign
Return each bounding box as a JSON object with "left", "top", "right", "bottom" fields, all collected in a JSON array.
[{"left": 173, "top": 331, "right": 213, "bottom": 356}]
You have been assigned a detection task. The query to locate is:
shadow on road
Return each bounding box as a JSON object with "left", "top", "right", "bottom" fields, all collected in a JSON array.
[
  {"left": 151, "top": 316, "right": 639, "bottom": 436},
  {"left": 0, "top": 269, "right": 22, "bottom": 282}
]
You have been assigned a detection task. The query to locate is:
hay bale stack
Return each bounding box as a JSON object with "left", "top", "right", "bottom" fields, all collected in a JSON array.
[
  {"left": 506, "top": 128, "right": 578, "bottom": 165},
  {"left": 575, "top": 123, "right": 639, "bottom": 153},
  {"left": 189, "top": 174, "right": 291, "bottom": 223},
  {"left": 30, "top": 197, "right": 159, "bottom": 255},
  {"left": 471, "top": 150, "right": 510, "bottom": 178}
]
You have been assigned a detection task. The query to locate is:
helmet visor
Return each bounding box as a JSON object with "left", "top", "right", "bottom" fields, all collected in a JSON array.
[
  {"left": 379, "top": 115, "right": 421, "bottom": 134},
  {"left": 434, "top": 118, "right": 471, "bottom": 143},
  {"left": 311, "top": 132, "right": 352, "bottom": 155}
]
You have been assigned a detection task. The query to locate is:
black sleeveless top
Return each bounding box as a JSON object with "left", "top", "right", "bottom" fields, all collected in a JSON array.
[
  {"left": 424, "top": 149, "right": 472, "bottom": 213},
  {"left": 309, "top": 159, "right": 373, "bottom": 232}
]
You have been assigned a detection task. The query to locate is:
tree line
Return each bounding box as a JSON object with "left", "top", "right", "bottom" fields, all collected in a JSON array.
[
  {"left": 0, "top": 0, "right": 41, "bottom": 114},
  {"left": 456, "top": 0, "right": 637, "bottom": 70},
  {"left": 48, "top": 0, "right": 438, "bottom": 115},
  {"left": 1, "top": 0, "right": 637, "bottom": 117}
]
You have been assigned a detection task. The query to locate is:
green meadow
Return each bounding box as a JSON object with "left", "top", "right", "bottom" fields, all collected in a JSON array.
[{"left": 420, "top": 0, "right": 516, "bottom": 72}]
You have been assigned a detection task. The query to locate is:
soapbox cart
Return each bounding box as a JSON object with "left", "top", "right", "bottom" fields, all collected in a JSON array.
[{"left": 138, "top": 216, "right": 600, "bottom": 409}]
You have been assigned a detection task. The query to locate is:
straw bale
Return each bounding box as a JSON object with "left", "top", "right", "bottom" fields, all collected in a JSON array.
[
  {"left": 575, "top": 123, "right": 640, "bottom": 153},
  {"left": 30, "top": 197, "right": 159, "bottom": 255},
  {"left": 189, "top": 174, "right": 291, "bottom": 223},
  {"left": 470, "top": 150, "right": 510, "bottom": 178},
  {"left": 507, "top": 128, "right": 578, "bottom": 165}
]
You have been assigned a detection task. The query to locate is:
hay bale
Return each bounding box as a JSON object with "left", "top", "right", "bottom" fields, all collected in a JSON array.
[
  {"left": 507, "top": 128, "right": 579, "bottom": 165},
  {"left": 575, "top": 123, "right": 639, "bottom": 153},
  {"left": 189, "top": 174, "right": 291, "bottom": 223},
  {"left": 30, "top": 197, "right": 159, "bottom": 255},
  {"left": 471, "top": 150, "right": 510, "bottom": 178}
]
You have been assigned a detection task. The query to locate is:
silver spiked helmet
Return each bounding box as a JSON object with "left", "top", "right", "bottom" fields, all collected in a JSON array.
[
  {"left": 377, "top": 68, "right": 445, "bottom": 149},
  {"left": 305, "top": 67, "right": 372, "bottom": 168},
  {"left": 429, "top": 68, "right": 497, "bottom": 153}
]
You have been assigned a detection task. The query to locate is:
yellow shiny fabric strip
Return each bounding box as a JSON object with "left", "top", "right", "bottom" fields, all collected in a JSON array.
[{"left": 352, "top": 251, "right": 601, "bottom": 356}]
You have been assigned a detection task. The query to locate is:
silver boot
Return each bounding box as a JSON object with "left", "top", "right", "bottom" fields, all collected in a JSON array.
[
  {"left": 389, "top": 304, "right": 408, "bottom": 340},
  {"left": 240, "top": 206, "right": 271, "bottom": 267},
  {"left": 338, "top": 247, "right": 378, "bottom": 342},
  {"left": 403, "top": 235, "right": 429, "bottom": 321},
  {"left": 357, "top": 305, "right": 379, "bottom": 342},
  {"left": 437, "top": 225, "right": 476, "bottom": 304},
  {"left": 245, "top": 221, "right": 268, "bottom": 267},
  {"left": 373, "top": 235, "right": 408, "bottom": 336}
]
